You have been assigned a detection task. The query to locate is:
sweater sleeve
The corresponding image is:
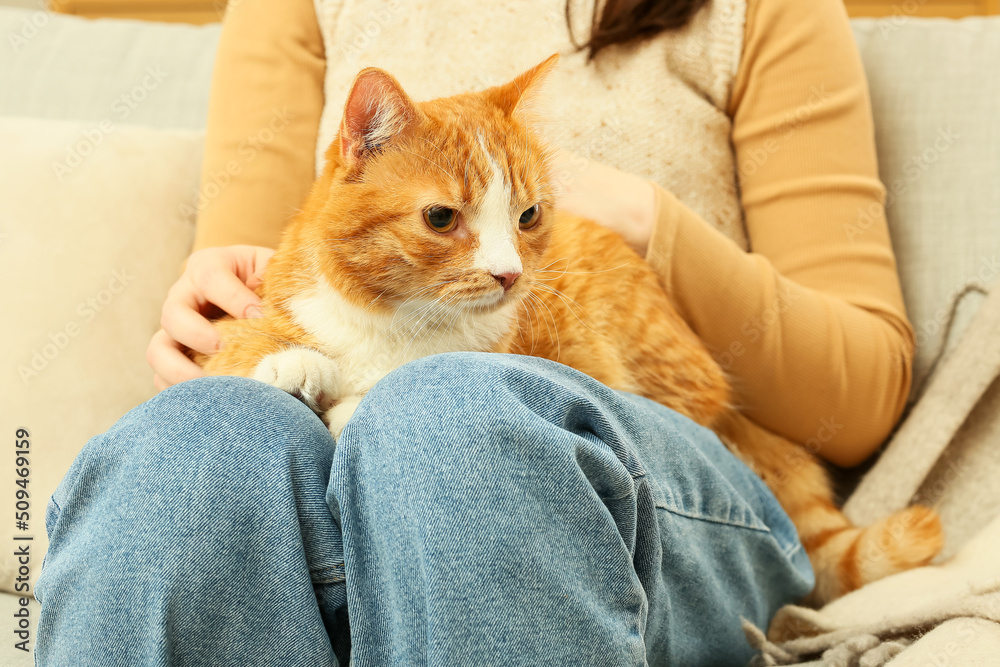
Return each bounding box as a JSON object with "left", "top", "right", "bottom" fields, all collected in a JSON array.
[
  {"left": 644, "top": 0, "right": 914, "bottom": 467},
  {"left": 191, "top": 0, "right": 326, "bottom": 251}
]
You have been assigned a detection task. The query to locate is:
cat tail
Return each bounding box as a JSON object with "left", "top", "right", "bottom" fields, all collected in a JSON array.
[{"left": 713, "top": 411, "right": 943, "bottom": 606}]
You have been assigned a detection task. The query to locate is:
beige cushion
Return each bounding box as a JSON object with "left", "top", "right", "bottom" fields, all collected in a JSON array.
[
  {"left": 749, "top": 512, "right": 1000, "bottom": 665},
  {"left": 0, "top": 7, "right": 219, "bottom": 129},
  {"left": 851, "top": 17, "right": 1000, "bottom": 400},
  {"left": 0, "top": 117, "right": 202, "bottom": 594}
]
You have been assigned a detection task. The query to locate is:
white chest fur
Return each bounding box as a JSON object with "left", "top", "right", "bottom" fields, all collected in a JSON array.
[{"left": 287, "top": 278, "right": 517, "bottom": 396}]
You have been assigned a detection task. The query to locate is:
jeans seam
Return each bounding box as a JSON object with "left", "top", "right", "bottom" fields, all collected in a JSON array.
[
  {"left": 311, "top": 562, "right": 346, "bottom": 584},
  {"left": 655, "top": 504, "right": 771, "bottom": 534},
  {"left": 781, "top": 539, "right": 804, "bottom": 559}
]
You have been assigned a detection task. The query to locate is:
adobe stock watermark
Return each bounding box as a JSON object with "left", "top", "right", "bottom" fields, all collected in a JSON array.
[
  {"left": 739, "top": 84, "right": 830, "bottom": 180},
  {"left": 712, "top": 284, "right": 802, "bottom": 371},
  {"left": 50, "top": 66, "right": 169, "bottom": 181},
  {"left": 877, "top": 0, "right": 931, "bottom": 38},
  {"left": 679, "top": 0, "right": 740, "bottom": 61},
  {"left": 844, "top": 126, "right": 960, "bottom": 243},
  {"left": 770, "top": 416, "right": 845, "bottom": 488},
  {"left": 337, "top": 0, "right": 405, "bottom": 64},
  {"left": 915, "top": 255, "right": 998, "bottom": 349},
  {"left": 550, "top": 120, "right": 628, "bottom": 195},
  {"left": 211, "top": 0, "right": 234, "bottom": 19},
  {"left": 18, "top": 268, "right": 135, "bottom": 385},
  {"left": 7, "top": 0, "right": 48, "bottom": 53},
  {"left": 179, "top": 107, "right": 295, "bottom": 218}
]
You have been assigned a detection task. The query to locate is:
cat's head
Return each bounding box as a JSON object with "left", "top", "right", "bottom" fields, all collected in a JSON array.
[{"left": 302, "top": 55, "right": 560, "bottom": 315}]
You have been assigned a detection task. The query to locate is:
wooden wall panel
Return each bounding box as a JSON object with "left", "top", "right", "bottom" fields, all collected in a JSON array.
[
  {"left": 844, "top": 0, "right": 998, "bottom": 16},
  {"left": 50, "top": 0, "right": 225, "bottom": 24},
  {"left": 50, "top": 0, "right": 1000, "bottom": 26}
]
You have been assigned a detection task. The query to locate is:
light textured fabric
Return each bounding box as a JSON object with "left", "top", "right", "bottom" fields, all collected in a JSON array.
[
  {"left": 0, "top": 117, "right": 202, "bottom": 595},
  {"left": 844, "top": 284, "right": 1000, "bottom": 536},
  {"left": 0, "top": 7, "right": 220, "bottom": 129},
  {"left": 843, "top": 16, "right": 1000, "bottom": 567},
  {"left": 886, "top": 618, "right": 1000, "bottom": 667},
  {"left": 914, "top": 378, "right": 1000, "bottom": 560},
  {"left": 744, "top": 512, "right": 1000, "bottom": 665},
  {"left": 851, "top": 17, "right": 1000, "bottom": 399},
  {"left": 312, "top": 0, "right": 749, "bottom": 247}
]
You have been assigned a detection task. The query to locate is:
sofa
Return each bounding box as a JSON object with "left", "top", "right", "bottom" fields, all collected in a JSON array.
[{"left": 1, "top": 6, "right": 998, "bottom": 666}]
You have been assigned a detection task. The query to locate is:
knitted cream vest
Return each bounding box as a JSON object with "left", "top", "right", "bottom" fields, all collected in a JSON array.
[{"left": 312, "top": 0, "right": 749, "bottom": 250}]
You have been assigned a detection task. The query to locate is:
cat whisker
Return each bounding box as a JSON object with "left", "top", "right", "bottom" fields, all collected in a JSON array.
[
  {"left": 386, "top": 299, "right": 443, "bottom": 339},
  {"left": 398, "top": 296, "right": 446, "bottom": 359},
  {"left": 380, "top": 291, "right": 445, "bottom": 340},
  {"left": 524, "top": 290, "right": 560, "bottom": 362},
  {"left": 463, "top": 152, "right": 472, "bottom": 193},
  {"left": 531, "top": 283, "right": 602, "bottom": 340},
  {"left": 518, "top": 293, "right": 542, "bottom": 357},
  {"left": 391, "top": 280, "right": 455, "bottom": 315},
  {"left": 418, "top": 137, "right": 458, "bottom": 174},
  {"left": 385, "top": 281, "right": 462, "bottom": 343},
  {"left": 358, "top": 288, "right": 390, "bottom": 316},
  {"left": 534, "top": 260, "right": 631, "bottom": 278},
  {"left": 394, "top": 146, "right": 452, "bottom": 179},
  {"left": 535, "top": 257, "right": 572, "bottom": 273}
]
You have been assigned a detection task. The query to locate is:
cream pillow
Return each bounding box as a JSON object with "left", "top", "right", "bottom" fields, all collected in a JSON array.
[
  {"left": 0, "top": 116, "right": 202, "bottom": 594},
  {"left": 852, "top": 17, "right": 1000, "bottom": 400}
]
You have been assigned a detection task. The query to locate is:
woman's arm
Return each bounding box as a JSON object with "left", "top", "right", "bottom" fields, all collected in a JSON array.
[
  {"left": 193, "top": 0, "right": 326, "bottom": 250},
  {"left": 148, "top": 0, "right": 325, "bottom": 387},
  {"left": 645, "top": 0, "right": 913, "bottom": 467}
]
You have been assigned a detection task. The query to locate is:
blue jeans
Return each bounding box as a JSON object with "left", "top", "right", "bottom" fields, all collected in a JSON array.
[{"left": 35, "top": 353, "right": 812, "bottom": 666}]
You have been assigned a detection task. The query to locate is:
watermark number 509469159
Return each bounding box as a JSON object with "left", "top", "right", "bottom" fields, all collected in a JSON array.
[{"left": 13, "top": 428, "right": 32, "bottom": 653}]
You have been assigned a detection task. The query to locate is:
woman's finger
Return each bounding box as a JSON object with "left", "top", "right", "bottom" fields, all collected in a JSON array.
[
  {"left": 197, "top": 263, "right": 265, "bottom": 320},
  {"left": 146, "top": 328, "right": 205, "bottom": 388},
  {"left": 160, "top": 298, "right": 222, "bottom": 356}
]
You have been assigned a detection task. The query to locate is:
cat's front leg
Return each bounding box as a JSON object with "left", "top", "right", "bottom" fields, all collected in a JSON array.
[
  {"left": 324, "top": 395, "right": 364, "bottom": 441},
  {"left": 252, "top": 347, "right": 343, "bottom": 416}
]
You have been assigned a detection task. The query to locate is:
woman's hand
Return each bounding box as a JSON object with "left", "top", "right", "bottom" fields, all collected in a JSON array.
[
  {"left": 147, "top": 245, "right": 275, "bottom": 391},
  {"left": 550, "top": 147, "right": 657, "bottom": 257}
]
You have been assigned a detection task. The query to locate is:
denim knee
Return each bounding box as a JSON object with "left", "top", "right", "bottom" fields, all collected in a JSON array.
[
  {"left": 37, "top": 376, "right": 345, "bottom": 667},
  {"left": 339, "top": 352, "right": 648, "bottom": 500},
  {"left": 75, "top": 375, "right": 328, "bottom": 471},
  {"left": 346, "top": 351, "right": 582, "bottom": 451},
  {"left": 48, "top": 375, "right": 338, "bottom": 547}
]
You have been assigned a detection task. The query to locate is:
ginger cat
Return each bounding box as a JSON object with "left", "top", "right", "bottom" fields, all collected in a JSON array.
[{"left": 197, "top": 55, "right": 942, "bottom": 605}]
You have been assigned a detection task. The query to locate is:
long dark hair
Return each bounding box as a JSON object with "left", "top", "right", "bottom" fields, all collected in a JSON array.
[{"left": 567, "top": 0, "right": 711, "bottom": 60}]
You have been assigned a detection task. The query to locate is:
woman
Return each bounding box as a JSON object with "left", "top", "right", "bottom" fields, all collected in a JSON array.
[{"left": 35, "top": 0, "right": 914, "bottom": 664}]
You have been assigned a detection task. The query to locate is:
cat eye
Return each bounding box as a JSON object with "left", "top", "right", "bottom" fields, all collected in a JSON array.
[
  {"left": 519, "top": 204, "right": 541, "bottom": 230},
  {"left": 423, "top": 206, "right": 458, "bottom": 233}
]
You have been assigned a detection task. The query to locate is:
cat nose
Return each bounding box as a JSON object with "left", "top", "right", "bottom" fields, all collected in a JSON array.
[{"left": 492, "top": 271, "right": 521, "bottom": 291}]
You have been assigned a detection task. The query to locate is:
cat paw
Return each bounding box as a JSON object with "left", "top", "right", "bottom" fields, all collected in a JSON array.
[
  {"left": 324, "top": 395, "right": 364, "bottom": 441},
  {"left": 252, "top": 348, "right": 343, "bottom": 415}
]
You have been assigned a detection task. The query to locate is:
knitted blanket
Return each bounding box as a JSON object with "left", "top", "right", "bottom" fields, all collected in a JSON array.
[
  {"left": 744, "top": 512, "right": 1000, "bottom": 666},
  {"left": 746, "top": 284, "right": 1000, "bottom": 664}
]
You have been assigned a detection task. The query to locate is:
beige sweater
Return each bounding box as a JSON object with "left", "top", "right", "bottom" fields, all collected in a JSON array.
[{"left": 193, "top": 0, "right": 914, "bottom": 467}]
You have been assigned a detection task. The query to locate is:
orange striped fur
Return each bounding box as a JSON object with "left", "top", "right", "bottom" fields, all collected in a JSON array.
[{"left": 198, "top": 56, "right": 942, "bottom": 605}]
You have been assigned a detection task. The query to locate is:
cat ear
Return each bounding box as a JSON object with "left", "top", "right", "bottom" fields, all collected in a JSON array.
[
  {"left": 338, "top": 68, "right": 418, "bottom": 166},
  {"left": 489, "top": 53, "right": 560, "bottom": 121}
]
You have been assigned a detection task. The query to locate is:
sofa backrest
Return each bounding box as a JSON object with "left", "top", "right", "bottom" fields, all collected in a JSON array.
[
  {"left": 0, "top": 7, "right": 219, "bottom": 129},
  {"left": 852, "top": 17, "right": 1000, "bottom": 400}
]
